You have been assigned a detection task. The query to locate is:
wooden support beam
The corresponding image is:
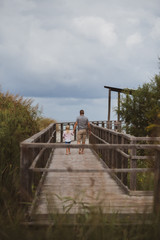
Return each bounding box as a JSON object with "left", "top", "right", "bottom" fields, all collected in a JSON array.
[
  {"left": 130, "top": 140, "right": 137, "bottom": 190},
  {"left": 108, "top": 89, "right": 111, "bottom": 123},
  {"left": 61, "top": 123, "right": 63, "bottom": 143},
  {"left": 118, "top": 92, "right": 120, "bottom": 122},
  {"left": 153, "top": 149, "right": 160, "bottom": 215},
  {"left": 20, "top": 147, "right": 33, "bottom": 200}
]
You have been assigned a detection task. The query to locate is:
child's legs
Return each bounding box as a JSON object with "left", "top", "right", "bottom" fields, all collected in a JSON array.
[
  {"left": 65, "top": 142, "right": 71, "bottom": 154},
  {"left": 65, "top": 142, "right": 69, "bottom": 154},
  {"left": 66, "top": 147, "right": 69, "bottom": 154}
]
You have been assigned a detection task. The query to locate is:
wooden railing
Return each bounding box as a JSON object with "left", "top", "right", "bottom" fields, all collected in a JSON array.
[
  {"left": 20, "top": 121, "right": 160, "bottom": 214},
  {"left": 20, "top": 123, "right": 56, "bottom": 201},
  {"left": 90, "top": 123, "right": 160, "bottom": 191},
  {"left": 55, "top": 120, "right": 122, "bottom": 143},
  {"left": 20, "top": 120, "right": 122, "bottom": 201}
]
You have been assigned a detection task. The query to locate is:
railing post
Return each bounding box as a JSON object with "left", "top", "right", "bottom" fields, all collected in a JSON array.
[
  {"left": 20, "top": 146, "right": 33, "bottom": 201},
  {"left": 73, "top": 122, "right": 76, "bottom": 141},
  {"left": 102, "top": 129, "right": 105, "bottom": 160},
  {"left": 117, "top": 134, "right": 121, "bottom": 180},
  {"left": 130, "top": 139, "right": 137, "bottom": 190},
  {"left": 114, "top": 121, "right": 117, "bottom": 131},
  {"left": 110, "top": 121, "right": 113, "bottom": 130},
  {"left": 153, "top": 149, "right": 160, "bottom": 215},
  {"left": 111, "top": 134, "right": 115, "bottom": 168},
  {"left": 53, "top": 123, "right": 56, "bottom": 143},
  {"left": 121, "top": 136, "right": 128, "bottom": 186},
  {"left": 104, "top": 130, "right": 107, "bottom": 164},
  {"left": 61, "top": 123, "right": 63, "bottom": 143},
  {"left": 107, "top": 132, "right": 111, "bottom": 167},
  {"left": 118, "top": 121, "right": 122, "bottom": 132}
]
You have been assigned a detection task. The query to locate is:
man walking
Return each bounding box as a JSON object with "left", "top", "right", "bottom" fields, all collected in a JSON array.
[{"left": 73, "top": 110, "right": 91, "bottom": 154}]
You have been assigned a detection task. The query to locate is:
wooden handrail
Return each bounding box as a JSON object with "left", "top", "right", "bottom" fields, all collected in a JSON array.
[
  {"left": 21, "top": 142, "right": 160, "bottom": 150},
  {"left": 30, "top": 168, "right": 154, "bottom": 173},
  {"left": 20, "top": 123, "right": 56, "bottom": 200},
  {"left": 29, "top": 130, "right": 56, "bottom": 169}
]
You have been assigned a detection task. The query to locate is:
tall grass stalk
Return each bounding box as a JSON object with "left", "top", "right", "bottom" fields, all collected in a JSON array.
[{"left": 1, "top": 207, "right": 160, "bottom": 240}]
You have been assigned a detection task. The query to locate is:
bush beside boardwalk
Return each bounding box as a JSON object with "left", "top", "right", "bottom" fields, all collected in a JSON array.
[
  {"left": 0, "top": 91, "right": 40, "bottom": 214},
  {"left": 0, "top": 91, "right": 56, "bottom": 203},
  {"left": 0, "top": 91, "right": 56, "bottom": 237}
]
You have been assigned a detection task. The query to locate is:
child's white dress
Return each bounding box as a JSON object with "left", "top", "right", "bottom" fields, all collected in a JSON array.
[{"left": 63, "top": 130, "right": 73, "bottom": 143}]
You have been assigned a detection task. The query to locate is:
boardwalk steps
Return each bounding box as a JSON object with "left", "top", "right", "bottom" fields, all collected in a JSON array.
[{"left": 29, "top": 145, "right": 153, "bottom": 225}]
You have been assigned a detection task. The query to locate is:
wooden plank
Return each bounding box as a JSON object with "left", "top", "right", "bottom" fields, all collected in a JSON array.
[
  {"left": 38, "top": 194, "right": 153, "bottom": 202},
  {"left": 30, "top": 147, "right": 154, "bottom": 221},
  {"left": 130, "top": 191, "right": 153, "bottom": 196},
  {"left": 131, "top": 137, "right": 160, "bottom": 141},
  {"left": 35, "top": 205, "right": 153, "bottom": 215}
]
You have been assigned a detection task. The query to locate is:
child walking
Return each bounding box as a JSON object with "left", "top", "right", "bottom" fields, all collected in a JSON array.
[{"left": 63, "top": 125, "right": 73, "bottom": 155}]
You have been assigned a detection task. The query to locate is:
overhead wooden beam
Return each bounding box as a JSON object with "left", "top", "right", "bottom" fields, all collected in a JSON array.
[{"left": 104, "top": 86, "right": 135, "bottom": 94}]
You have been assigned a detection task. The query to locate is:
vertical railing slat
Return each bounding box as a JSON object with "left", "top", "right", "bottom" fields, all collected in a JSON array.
[
  {"left": 130, "top": 139, "right": 137, "bottom": 190},
  {"left": 153, "top": 149, "right": 160, "bottom": 215},
  {"left": 20, "top": 146, "right": 33, "bottom": 200}
]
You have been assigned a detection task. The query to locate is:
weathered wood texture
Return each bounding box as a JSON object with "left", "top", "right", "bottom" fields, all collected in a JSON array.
[
  {"left": 153, "top": 149, "right": 160, "bottom": 214},
  {"left": 56, "top": 120, "right": 123, "bottom": 143},
  {"left": 31, "top": 145, "right": 153, "bottom": 223},
  {"left": 20, "top": 123, "right": 56, "bottom": 200},
  {"left": 20, "top": 120, "right": 160, "bottom": 222},
  {"left": 89, "top": 123, "right": 160, "bottom": 191}
]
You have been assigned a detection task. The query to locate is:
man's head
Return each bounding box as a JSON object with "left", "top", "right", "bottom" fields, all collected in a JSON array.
[{"left": 80, "top": 109, "right": 84, "bottom": 115}]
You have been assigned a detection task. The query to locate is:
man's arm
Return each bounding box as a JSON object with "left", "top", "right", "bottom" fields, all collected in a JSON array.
[
  {"left": 88, "top": 122, "right": 91, "bottom": 133},
  {"left": 73, "top": 121, "right": 77, "bottom": 132}
]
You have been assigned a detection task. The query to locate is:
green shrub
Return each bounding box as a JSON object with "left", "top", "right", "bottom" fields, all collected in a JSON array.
[{"left": 0, "top": 91, "right": 40, "bottom": 209}]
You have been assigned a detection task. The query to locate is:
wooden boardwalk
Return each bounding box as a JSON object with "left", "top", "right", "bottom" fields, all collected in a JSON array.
[{"left": 31, "top": 143, "right": 153, "bottom": 224}]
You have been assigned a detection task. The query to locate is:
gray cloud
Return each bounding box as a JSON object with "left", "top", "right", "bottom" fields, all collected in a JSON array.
[
  {"left": 31, "top": 96, "right": 118, "bottom": 122},
  {"left": 0, "top": 0, "right": 160, "bottom": 120}
]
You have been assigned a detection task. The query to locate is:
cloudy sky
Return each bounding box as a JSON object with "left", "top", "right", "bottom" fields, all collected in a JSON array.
[{"left": 0, "top": 0, "right": 159, "bottom": 122}]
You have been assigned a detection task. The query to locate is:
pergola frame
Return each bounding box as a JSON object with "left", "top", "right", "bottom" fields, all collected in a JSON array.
[{"left": 104, "top": 86, "right": 135, "bottom": 122}]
